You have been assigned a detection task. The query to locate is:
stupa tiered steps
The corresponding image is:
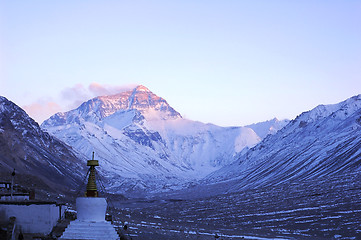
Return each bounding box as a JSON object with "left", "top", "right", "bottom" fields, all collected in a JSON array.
[{"left": 60, "top": 220, "right": 119, "bottom": 240}]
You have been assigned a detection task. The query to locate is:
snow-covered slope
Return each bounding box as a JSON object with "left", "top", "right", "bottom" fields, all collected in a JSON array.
[
  {"left": 0, "top": 96, "right": 86, "bottom": 193},
  {"left": 42, "top": 85, "right": 262, "bottom": 195},
  {"left": 245, "top": 118, "right": 290, "bottom": 139},
  {"left": 201, "top": 94, "right": 361, "bottom": 195}
]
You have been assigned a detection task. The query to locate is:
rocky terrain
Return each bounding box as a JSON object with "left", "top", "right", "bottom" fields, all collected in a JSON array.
[
  {"left": 111, "top": 170, "right": 361, "bottom": 239},
  {"left": 0, "top": 96, "right": 86, "bottom": 195}
]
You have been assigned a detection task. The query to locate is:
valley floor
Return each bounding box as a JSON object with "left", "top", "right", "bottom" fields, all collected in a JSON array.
[{"left": 110, "top": 171, "right": 361, "bottom": 240}]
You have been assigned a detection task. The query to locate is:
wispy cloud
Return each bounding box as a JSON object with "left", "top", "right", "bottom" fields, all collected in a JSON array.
[
  {"left": 23, "top": 100, "right": 63, "bottom": 124},
  {"left": 60, "top": 84, "right": 91, "bottom": 109},
  {"left": 88, "top": 82, "right": 137, "bottom": 97},
  {"left": 23, "top": 82, "right": 137, "bottom": 124}
]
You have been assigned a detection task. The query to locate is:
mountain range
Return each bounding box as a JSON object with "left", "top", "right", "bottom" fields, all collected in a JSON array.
[
  {"left": 178, "top": 94, "right": 361, "bottom": 198},
  {"left": 1, "top": 86, "right": 359, "bottom": 200},
  {"left": 41, "top": 85, "right": 287, "bottom": 195}
]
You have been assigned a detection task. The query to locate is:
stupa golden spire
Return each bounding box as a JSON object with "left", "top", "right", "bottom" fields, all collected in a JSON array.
[{"left": 86, "top": 152, "right": 99, "bottom": 197}]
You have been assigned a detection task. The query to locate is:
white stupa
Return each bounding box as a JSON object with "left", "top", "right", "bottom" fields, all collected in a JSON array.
[{"left": 60, "top": 153, "right": 120, "bottom": 240}]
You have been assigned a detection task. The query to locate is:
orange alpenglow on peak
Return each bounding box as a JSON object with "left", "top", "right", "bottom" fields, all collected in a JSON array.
[{"left": 134, "top": 85, "right": 151, "bottom": 92}]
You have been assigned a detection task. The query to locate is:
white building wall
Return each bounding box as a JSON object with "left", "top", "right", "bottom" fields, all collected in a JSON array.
[
  {"left": 0, "top": 195, "right": 29, "bottom": 201},
  {"left": 0, "top": 183, "right": 11, "bottom": 189},
  {"left": 0, "top": 203, "right": 64, "bottom": 234}
]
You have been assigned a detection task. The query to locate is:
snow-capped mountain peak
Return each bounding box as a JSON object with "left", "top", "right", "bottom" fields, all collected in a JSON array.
[
  {"left": 96, "top": 84, "right": 181, "bottom": 119},
  {"left": 41, "top": 85, "right": 264, "bottom": 195},
  {"left": 42, "top": 85, "right": 181, "bottom": 128},
  {"left": 132, "top": 85, "right": 151, "bottom": 93}
]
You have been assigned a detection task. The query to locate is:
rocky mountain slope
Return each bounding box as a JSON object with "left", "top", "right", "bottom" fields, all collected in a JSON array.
[
  {"left": 0, "top": 96, "right": 86, "bottom": 194},
  {"left": 42, "top": 85, "right": 269, "bottom": 195},
  {"left": 194, "top": 94, "right": 361, "bottom": 196}
]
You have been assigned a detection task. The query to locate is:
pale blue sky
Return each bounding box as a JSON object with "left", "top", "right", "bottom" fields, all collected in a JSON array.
[{"left": 1, "top": 1, "right": 360, "bottom": 126}]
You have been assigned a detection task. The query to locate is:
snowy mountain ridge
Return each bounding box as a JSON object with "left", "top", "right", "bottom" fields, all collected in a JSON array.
[
  {"left": 195, "top": 94, "right": 361, "bottom": 196},
  {"left": 295, "top": 94, "right": 361, "bottom": 123}
]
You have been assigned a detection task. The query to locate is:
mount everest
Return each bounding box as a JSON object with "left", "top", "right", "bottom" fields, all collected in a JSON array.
[{"left": 42, "top": 85, "right": 284, "bottom": 194}]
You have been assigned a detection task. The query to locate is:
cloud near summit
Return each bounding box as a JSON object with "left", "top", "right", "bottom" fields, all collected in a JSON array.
[
  {"left": 24, "top": 83, "right": 137, "bottom": 124},
  {"left": 61, "top": 83, "right": 137, "bottom": 108},
  {"left": 23, "top": 100, "right": 62, "bottom": 124},
  {"left": 88, "top": 83, "right": 137, "bottom": 97}
]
